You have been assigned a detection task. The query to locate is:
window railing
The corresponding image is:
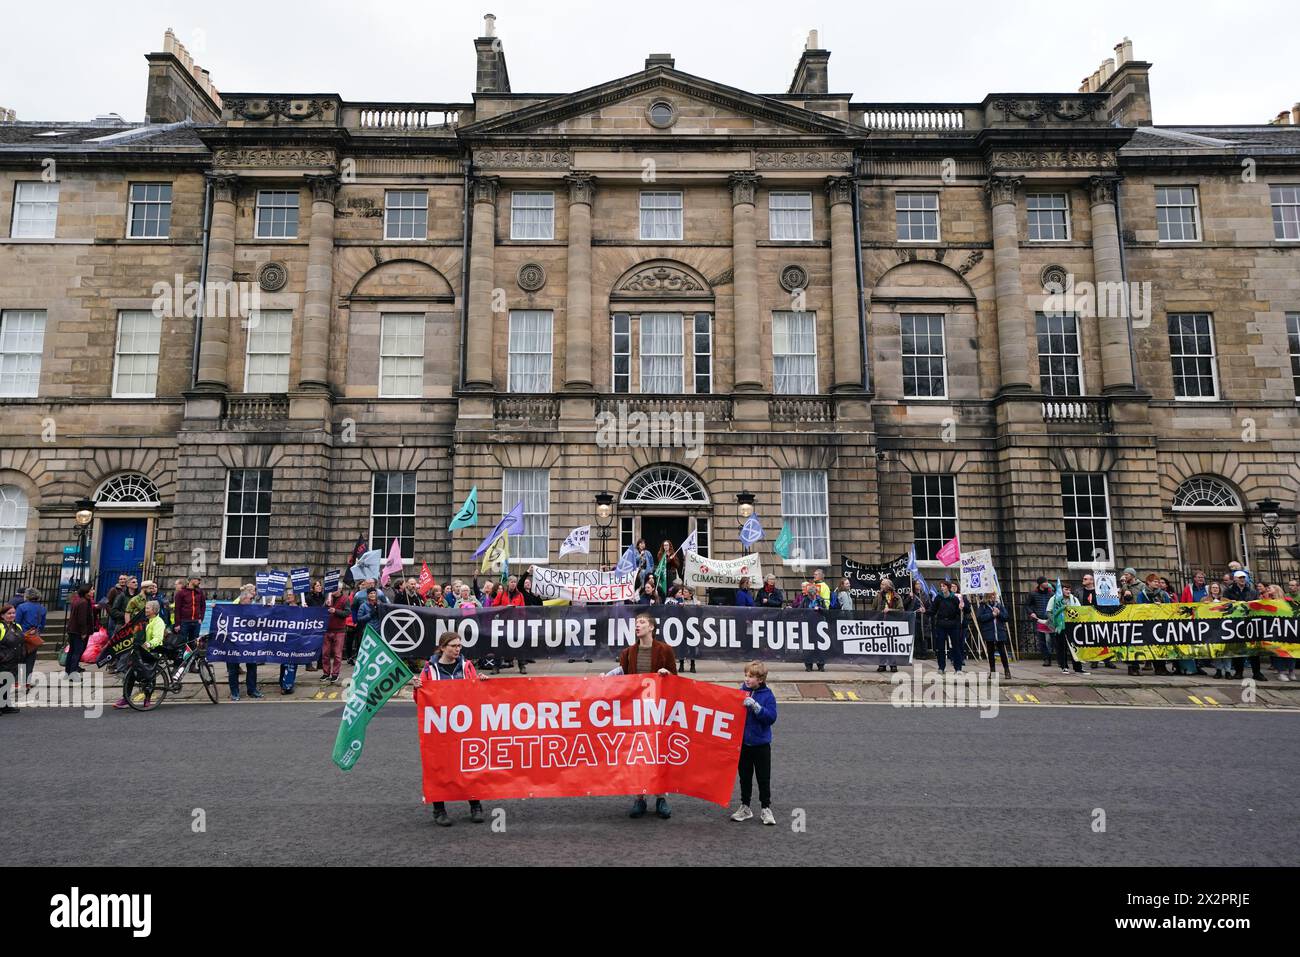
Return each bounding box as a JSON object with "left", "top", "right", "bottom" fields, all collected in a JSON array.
[{"left": 222, "top": 394, "right": 290, "bottom": 429}]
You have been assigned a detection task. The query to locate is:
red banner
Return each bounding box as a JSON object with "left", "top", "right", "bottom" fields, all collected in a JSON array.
[{"left": 415, "top": 675, "right": 746, "bottom": 805}]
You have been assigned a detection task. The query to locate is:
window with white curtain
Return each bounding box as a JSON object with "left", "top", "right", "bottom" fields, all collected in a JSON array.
[
  {"left": 640, "top": 313, "right": 683, "bottom": 393},
  {"left": 113, "top": 311, "right": 163, "bottom": 397},
  {"left": 508, "top": 310, "right": 554, "bottom": 392},
  {"left": 380, "top": 313, "right": 425, "bottom": 397},
  {"left": 772, "top": 311, "right": 817, "bottom": 394},
  {"left": 11, "top": 182, "right": 59, "bottom": 238},
  {"left": 510, "top": 191, "right": 555, "bottom": 240},
  {"left": 640, "top": 191, "right": 683, "bottom": 240},
  {"left": 243, "top": 310, "right": 292, "bottom": 393},
  {"left": 781, "top": 470, "right": 829, "bottom": 563},
  {"left": 0, "top": 310, "right": 46, "bottom": 397},
  {"left": 0, "top": 485, "right": 29, "bottom": 567},
  {"left": 769, "top": 191, "right": 813, "bottom": 241},
  {"left": 1156, "top": 186, "right": 1201, "bottom": 242},
  {"left": 503, "top": 468, "right": 549, "bottom": 562},
  {"left": 1272, "top": 186, "right": 1300, "bottom": 241}
]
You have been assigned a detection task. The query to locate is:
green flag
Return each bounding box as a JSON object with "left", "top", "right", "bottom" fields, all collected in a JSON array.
[
  {"left": 332, "top": 624, "right": 413, "bottom": 771},
  {"left": 448, "top": 486, "right": 478, "bottom": 531},
  {"left": 1049, "top": 578, "right": 1066, "bottom": 633},
  {"left": 774, "top": 523, "right": 793, "bottom": 560},
  {"left": 655, "top": 550, "right": 668, "bottom": 595}
]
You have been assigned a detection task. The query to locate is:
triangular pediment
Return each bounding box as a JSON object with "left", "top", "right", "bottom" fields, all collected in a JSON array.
[{"left": 460, "top": 66, "right": 857, "bottom": 139}]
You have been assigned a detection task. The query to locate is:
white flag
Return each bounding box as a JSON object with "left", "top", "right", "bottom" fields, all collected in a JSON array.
[
  {"left": 678, "top": 529, "right": 698, "bottom": 557},
  {"left": 559, "top": 525, "right": 591, "bottom": 558}
]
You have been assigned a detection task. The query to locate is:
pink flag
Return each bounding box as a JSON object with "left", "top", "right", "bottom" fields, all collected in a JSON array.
[
  {"left": 936, "top": 536, "right": 960, "bottom": 567},
  {"left": 379, "top": 538, "right": 404, "bottom": 586}
]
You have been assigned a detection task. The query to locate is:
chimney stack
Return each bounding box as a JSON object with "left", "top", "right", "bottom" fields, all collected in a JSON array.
[
  {"left": 788, "top": 28, "right": 830, "bottom": 95},
  {"left": 645, "top": 53, "right": 675, "bottom": 70},
  {"left": 1294, "top": 102, "right": 1300, "bottom": 125},
  {"left": 474, "top": 13, "right": 511, "bottom": 93},
  {"left": 144, "top": 27, "right": 222, "bottom": 124},
  {"left": 1079, "top": 37, "right": 1152, "bottom": 126},
  {"left": 1272, "top": 110, "right": 1292, "bottom": 125},
  {"left": 0, "top": 107, "right": 15, "bottom": 123}
]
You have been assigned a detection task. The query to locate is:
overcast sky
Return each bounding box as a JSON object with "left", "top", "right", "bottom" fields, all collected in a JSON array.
[{"left": 3, "top": 0, "right": 1294, "bottom": 126}]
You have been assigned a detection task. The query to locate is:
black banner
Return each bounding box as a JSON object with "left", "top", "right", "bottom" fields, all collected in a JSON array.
[
  {"left": 841, "top": 554, "right": 912, "bottom": 603},
  {"left": 376, "top": 603, "right": 917, "bottom": 665}
]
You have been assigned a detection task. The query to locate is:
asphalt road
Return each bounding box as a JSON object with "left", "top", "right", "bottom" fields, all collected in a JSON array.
[{"left": 9, "top": 698, "right": 1299, "bottom": 866}]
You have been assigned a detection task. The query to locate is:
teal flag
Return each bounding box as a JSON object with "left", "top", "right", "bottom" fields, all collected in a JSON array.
[
  {"left": 774, "top": 524, "right": 793, "bottom": 560},
  {"left": 449, "top": 487, "right": 478, "bottom": 531},
  {"left": 655, "top": 551, "right": 668, "bottom": 595},
  {"left": 1049, "top": 578, "right": 1066, "bottom": 633},
  {"left": 332, "top": 625, "right": 413, "bottom": 771}
]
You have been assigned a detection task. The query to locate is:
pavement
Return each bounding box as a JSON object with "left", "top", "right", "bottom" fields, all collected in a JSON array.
[{"left": 6, "top": 696, "right": 1299, "bottom": 866}]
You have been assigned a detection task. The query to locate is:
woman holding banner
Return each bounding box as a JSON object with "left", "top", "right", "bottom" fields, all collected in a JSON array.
[
  {"left": 613, "top": 611, "right": 677, "bottom": 819},
  {"left": 415, "top": 632, "right": 485, "bottom": 826},
  {"left": 872, "top": 579, "right": 904, "bottom": 674}
]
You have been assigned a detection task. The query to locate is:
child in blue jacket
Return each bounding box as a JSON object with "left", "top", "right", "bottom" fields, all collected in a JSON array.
[{"left": 731, "top": 660, "right": 778, "bottom": 824}]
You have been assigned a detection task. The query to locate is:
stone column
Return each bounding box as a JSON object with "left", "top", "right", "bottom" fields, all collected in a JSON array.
[
  {"left": 730, "top": 171, "right": 762, "bottom": 392},
  {"left": 464, "top": 175, "right": 499, "bottom": 391},
  {"left": 195, "top": 173, "right": 238, "bottom": 392},
  {"left": 563, "top": 173, "right": 595, "bottom": 391},
  {"left": 298, "top": 174, "right": 339, "bottom": 393},
  {"left": 827, "top": 176, "right": 863, "bottom": 392},
  {"left": 1089, "top": 175, "right": 1135, "bottom": 393},
  {"left": 985, "top": 175, "right": 1031, "bottom": 393}
]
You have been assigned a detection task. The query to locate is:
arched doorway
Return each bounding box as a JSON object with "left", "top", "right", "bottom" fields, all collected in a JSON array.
[
  {"left": 92, "top": 473, "right": 162, "bottom": 587},
  {"left": 1173, "top": 476, "right": 1246, "bottom": 576},
  {"left": 619, "top": 466, "right": 712, "bottom": 563}
]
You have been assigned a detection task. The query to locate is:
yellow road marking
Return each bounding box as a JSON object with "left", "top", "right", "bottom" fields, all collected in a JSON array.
[
  {"left": 832, "top": 690, "right": 845, "bottom": 700},
  {"left": 1204, "top": 696, "right": 1220, "bottom": 707},
  {"left": 845, "top": 690, "right": 860, "bottom": 701},
  {"left": 1188, "top": 695, "right": 1204, "bottom": 706},
  {"left": 1013, "top": 694, "right": 1025, "bottom": 703},
  {"left": 1026, "top": 694, "right": 1040, "bottom": 704},
  {"left": 313, "top": 691, "right": 325, "bottom": 700},
  {"left": 328, "top": 691, "right": 339, "bottom": 700}
]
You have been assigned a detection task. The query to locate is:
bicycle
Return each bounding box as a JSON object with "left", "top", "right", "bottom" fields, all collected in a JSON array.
[
  {"left": 158, "top": 638, "right": 219, "bottom": 704},
  {"left": 120, "top": 644, "right": 168, "bottom": 712}
]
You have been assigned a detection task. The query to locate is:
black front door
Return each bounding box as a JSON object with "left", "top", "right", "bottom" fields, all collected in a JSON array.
[{"left": 640, "top": 516, "right": 689, "bottom": 569}]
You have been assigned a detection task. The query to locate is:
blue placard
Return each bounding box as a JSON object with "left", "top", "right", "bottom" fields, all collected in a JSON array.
[
  {"left": 255, "top": 571, "right": 270, "bottom": 596},
  {"left": 323, "top": 569, "right": 341, "bottom": 594},
  {"left": 264, "top": 570, "right": 288, "bottom": 598},
  {"left": 291, "top": 567, "right": 311, "bottom": 594},
  {"left": 206, "top": 604, "right": 328, "bottom": 664}
]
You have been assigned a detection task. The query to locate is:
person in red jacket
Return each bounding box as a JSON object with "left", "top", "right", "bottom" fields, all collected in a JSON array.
[
  {"left": 322, "top": 585, "right": 352, "bottom": 684},
  {"left": 414, "top": 632, "right": 484, "bottom": 827},
  {"left": 174, "top": 576, "right": 207, "bottom": 647},
  {"left": 491, "top": 576, "right": 527, "bottom": 673}
]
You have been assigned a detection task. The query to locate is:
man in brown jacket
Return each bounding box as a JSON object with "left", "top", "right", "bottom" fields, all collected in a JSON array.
[
  {"left": 65, "top": 584, "right": 95, "bottom": 675},
  {"left": 611, "top": 611, "right": 677, "bottom": 819}
]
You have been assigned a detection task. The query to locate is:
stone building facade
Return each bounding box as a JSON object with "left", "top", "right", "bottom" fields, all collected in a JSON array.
[{"left": 1, "top": 23, "right": 1297, "bottom": 609}]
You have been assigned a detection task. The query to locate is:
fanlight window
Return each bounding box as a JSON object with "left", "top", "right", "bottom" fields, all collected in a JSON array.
[
  {"left": 1172, "top": 477, "right": 1240, "bottom": 510},
  {"left": 620, "top": 467, "right": 709, "bottom": 507},
  {"left": 95, "top": 474, "right": 161, "bottom": 507}
]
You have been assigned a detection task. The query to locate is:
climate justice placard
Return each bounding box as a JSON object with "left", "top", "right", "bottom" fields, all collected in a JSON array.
[
  {"left": 416, "top": 674, "right": 746, "bottom": 804},
  {"left": 1065, "top": 599, "right": 1299, "bottom": 662},
  {"left": 377, "top": 603, "right": 916, "bottom": 665}
]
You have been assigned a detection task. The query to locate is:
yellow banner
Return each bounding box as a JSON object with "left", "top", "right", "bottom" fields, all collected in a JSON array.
[{"left": 1065, "top": 600, "right": 1300, "bottom": 662}]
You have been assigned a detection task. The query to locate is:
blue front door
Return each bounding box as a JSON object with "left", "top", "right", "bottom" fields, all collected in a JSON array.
[{"left": 98, "top": 518, "right": 148, "bottom": 591}]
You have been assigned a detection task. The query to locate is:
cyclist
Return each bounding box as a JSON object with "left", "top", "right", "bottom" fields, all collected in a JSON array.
[{"left": 113, "top": 600, "right": 173, "bottom": 710}]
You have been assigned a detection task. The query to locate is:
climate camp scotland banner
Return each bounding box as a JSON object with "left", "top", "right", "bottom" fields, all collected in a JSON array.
[
  {"left": 416, "top": 674, "right": 745, "bottom": 804},
  {"left": 377, "top": 603, "right": 917, "bottom": 665},
  {"left": 333, "top": 626, "right": 413, "bottom": 771},
  {"left": 529, "top": 566, "right": 637, "bottom": 603},
  {"left": 1066, "top": 599, "right": 1300, "bottom": 662}
]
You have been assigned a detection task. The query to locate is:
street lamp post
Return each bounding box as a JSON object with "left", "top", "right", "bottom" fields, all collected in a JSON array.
[
  {"left": 1258, "top": 498, "right": 1282, "bottom": 586},
  {"left": 736, "top": 490, "right": 755, "bottom": 523},
  {"left": 73, "top": 498, "right": 94, "bottom": 588},
  {"left": 595, "top": 492, "right": 614, "bottom": 569}
]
